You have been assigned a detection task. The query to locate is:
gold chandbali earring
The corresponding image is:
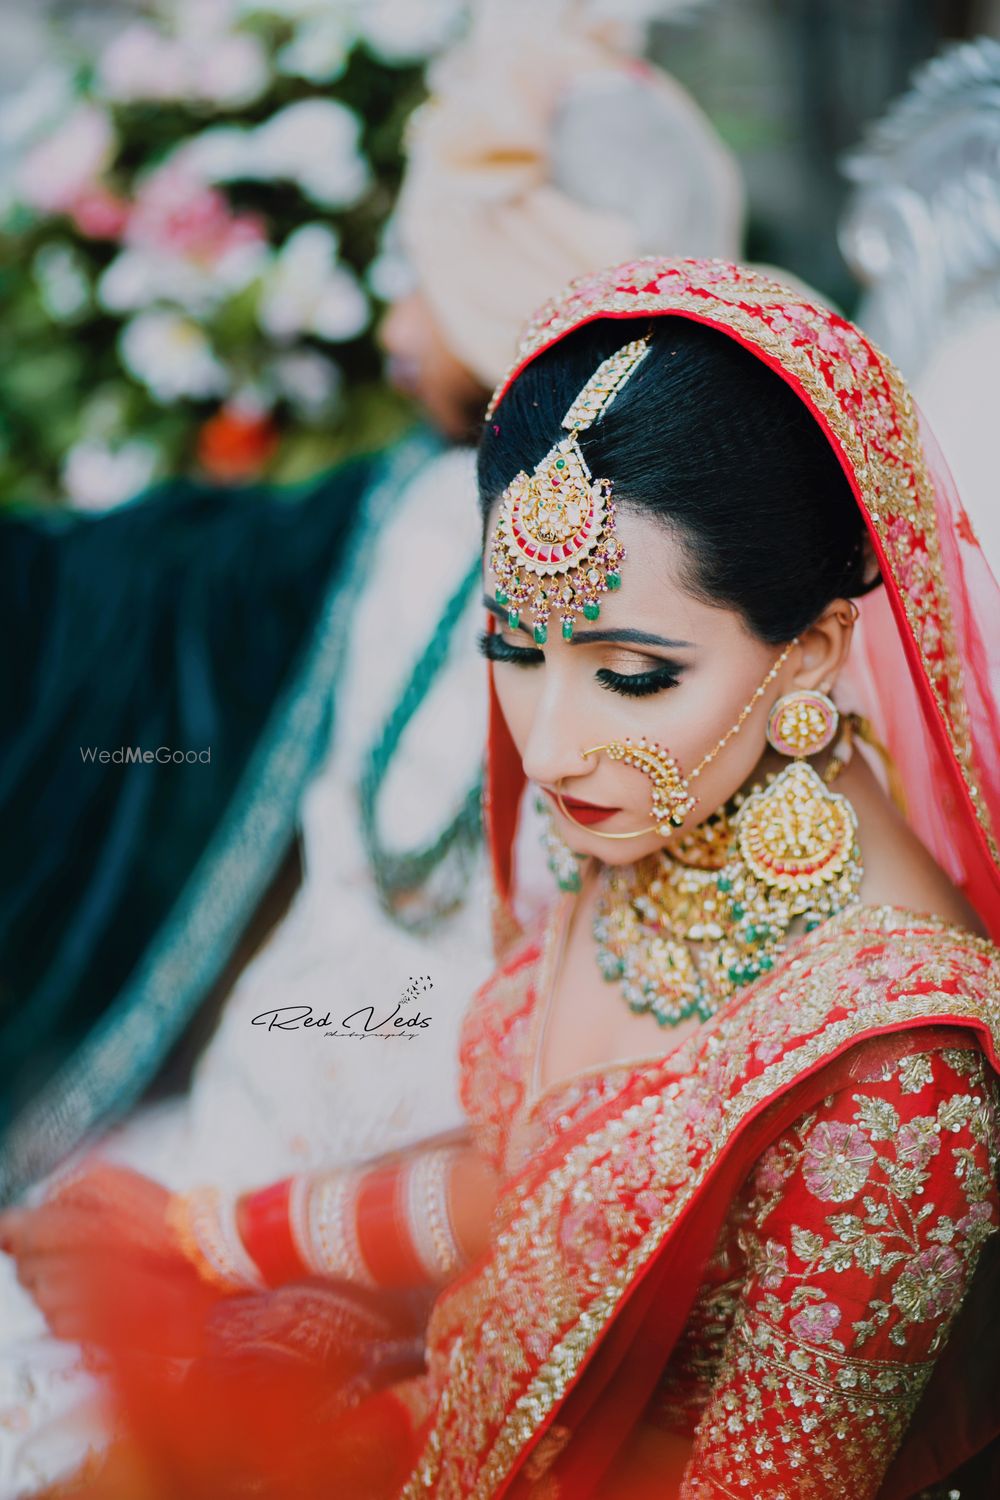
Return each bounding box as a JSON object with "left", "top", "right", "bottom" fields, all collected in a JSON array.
[
  {"left": 488, "top": 336, "right": 651, "bottom": 645},
  {"left": 592, "top": 686, "right": 863, "bottom": 1028}
]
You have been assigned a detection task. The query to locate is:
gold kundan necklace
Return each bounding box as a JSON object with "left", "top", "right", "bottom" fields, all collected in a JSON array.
[{"left": 593, "top": 721, "right": 863, "bottom": 1026}]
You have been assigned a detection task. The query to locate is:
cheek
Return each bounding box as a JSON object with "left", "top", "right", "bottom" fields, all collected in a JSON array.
[{"left": 491, "top": 665, "right": 539, "bottom": 755}]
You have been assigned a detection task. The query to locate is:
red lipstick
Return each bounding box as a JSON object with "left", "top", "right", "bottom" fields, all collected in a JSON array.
[{"left": 543, "top": 788, "right": 620, "bottom": 826}]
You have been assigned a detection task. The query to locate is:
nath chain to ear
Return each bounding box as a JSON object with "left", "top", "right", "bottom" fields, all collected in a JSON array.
[{"left": 555, "top": 638, "right": 799, "bottom": 839}]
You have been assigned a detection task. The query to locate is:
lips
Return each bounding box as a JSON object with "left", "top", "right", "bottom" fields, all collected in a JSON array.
[{"left": 543, "top": 787, "right": 620, "bottom": 826}]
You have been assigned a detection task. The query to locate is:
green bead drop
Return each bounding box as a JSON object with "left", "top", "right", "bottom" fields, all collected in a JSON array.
[
  {"left": 583, "top": 601, "right": 600, "bottom": 621},
  {"left": 533, "top": 622, "right": 547, "bottom": 645},
  {"left": 562, "top": 618, "right": 574, "bottom": 641},
  {"left": 495, "top": 587, "right": 508, "bottom": 606},
  {"left": 607, "top": 572, "right": 621, "bottom": 590},
  {"left": 507, "top": 609, "right": 519, "bottom": 629}
]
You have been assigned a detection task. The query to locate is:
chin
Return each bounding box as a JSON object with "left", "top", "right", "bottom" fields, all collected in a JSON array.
[{"left": 557, "top": 818, "right": 662, "bottom": 866}]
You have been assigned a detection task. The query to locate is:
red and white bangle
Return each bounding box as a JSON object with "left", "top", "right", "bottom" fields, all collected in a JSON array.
[
  {"left": 294, "top": 1168, "right": 378, "bottom": 1286},
  {"left": 167, "top": 1186, "right": 265, "bottom": 1293},
  {"left": 179, "top": 1148, "right": 471, "bottom": 1294},
  {"left": 284, "top": 1148, "right": 466, "bottom": 1290},
  {"left": 402, "top": 1146, "right": 465, "bottom": 1284}
]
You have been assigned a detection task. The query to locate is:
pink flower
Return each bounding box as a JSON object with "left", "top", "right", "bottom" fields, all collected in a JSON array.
[
  {"left": 559, "top": 1204, "right": 611, "bottom": 1272},
  {"left": 897, "top": 1120, "right": 942, "bottom": 1171},
  {"left": 756, "top": 1238, "right": 790, "bottom": 1290},
  {"left": 754, "top": 1143, "right": 794, "bottom": 1195},
  {"left": 126, "top": 165, "right": 265, "bottom": 267},
  {"left": 803, "top": 1121, "right": 876, "bottom": 1202},
  {"left": 893, "top": 1246, "right": 963, "bottom": 1322},
  {"left": 789, "top": 1301, "right": 842, "bottom": 1345},
  {"left": 70, "top": 186, "right": 130, "bottom": 240}
]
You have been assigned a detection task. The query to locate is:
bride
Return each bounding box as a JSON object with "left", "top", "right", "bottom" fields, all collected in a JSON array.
[{"left": 22, "top": 257, "right": 1000, "bottom": 1499}]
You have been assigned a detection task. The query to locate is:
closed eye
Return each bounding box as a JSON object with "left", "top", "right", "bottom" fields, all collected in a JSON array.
[
  {"left": 477, "top": 631, "right": 542, "bottom": 667},
  {"left": 595, "top": 665, "right": 682, "bottom": 698},
  {"left": 478, "top": 631, "right": 683, "bottom": 697}
]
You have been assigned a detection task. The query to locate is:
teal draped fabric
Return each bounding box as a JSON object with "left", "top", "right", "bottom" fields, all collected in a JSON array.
[{"left": 0, "top": 430, "right": 440, "bottom": 1203}]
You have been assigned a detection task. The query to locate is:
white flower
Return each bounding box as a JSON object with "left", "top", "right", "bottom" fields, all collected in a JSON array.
[
  {"left": 270, "top": 350, "right": 343, "bottom": 417},
  {"left": 98, "top": 16, "right": 269, "bottom": 109},
  {"left": 33, "top": 242, "right": 92, "bottom": 322},
  {"left": 98, "top": 24, "right": 189, "bottom": 102},
  {"left": 120, "top": 311, "right": 230, "bottom": 403},
  {"left": 16, "top": 103, "right": 115, "bottom": 215},
  {"left": 355, "top": 0, "right": 465, "bottom": 63},
  {"left": 193, "top": 33, "right": 271, "bottom": 108},
  {"left": 277, "top": 15, "right": 354, "bottom": 83},
  {"left": 255, "top": 100, "right": 369, "bottom": 208},
  {"left": 179, "top": 102, "right": 369, "bottom": 208},
  {"left": 62, "top": 439, "right": 160, "bottom": 511},
  {"left": 258, "top": 225, "right": 369, "bottom": 343},
  {"left": 175, "top": 127, "right": 254, "bottom": 184}
]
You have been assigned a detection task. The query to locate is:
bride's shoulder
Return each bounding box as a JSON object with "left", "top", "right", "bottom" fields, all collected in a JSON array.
[{"left": 846, "top": 751, "right": 989, "bottom": 939}]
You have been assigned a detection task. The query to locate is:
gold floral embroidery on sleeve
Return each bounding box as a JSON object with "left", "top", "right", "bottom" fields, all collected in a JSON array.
[{"left": 679, "top": 1048, "right": 1000, "bottom": 1499}]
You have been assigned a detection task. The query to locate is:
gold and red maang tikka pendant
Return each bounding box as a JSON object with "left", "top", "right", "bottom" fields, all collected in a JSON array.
[{"left": 489, "top": 338, "right": 650, "bottom": 644}]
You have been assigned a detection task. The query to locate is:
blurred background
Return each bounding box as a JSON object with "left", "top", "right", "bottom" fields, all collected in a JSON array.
[{"left": 1, "top": 0, "right": 998, "bottom": 510}]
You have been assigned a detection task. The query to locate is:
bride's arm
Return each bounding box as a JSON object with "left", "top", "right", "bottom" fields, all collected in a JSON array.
[
  {"left": 676, "top": 1044, "right": 999, "bottom": 1499},
  {"left": 167, "top": 1130, "right": 500, "bottom": 1294}
]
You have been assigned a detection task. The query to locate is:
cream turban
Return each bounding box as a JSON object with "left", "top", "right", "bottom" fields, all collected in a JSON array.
[{"left": 396, "top": 0, "right": 744, "bottom": 388}]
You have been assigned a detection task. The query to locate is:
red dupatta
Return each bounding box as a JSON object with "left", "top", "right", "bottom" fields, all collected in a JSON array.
[{"left": 398, "top": 259, "right": 1000, "bottom": 1497}]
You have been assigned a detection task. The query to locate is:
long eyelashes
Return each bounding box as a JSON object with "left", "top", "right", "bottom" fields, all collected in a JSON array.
[
  {"left": 477, "top": 631, "right": 543, "bottom": 667},
  {"left": 476, "top": 631, "right": 682, "bottom": 699},
  {"left": 594, "top": 666, "right": 681, "bottom": 699}
]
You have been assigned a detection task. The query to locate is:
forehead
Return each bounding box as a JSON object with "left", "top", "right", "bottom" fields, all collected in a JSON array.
[{"left": 482, "top": 505, "right": 747, "bottom": 645}]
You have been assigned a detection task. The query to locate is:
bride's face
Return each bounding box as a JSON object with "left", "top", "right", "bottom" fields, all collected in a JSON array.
[{"left": 481, "top": 505, "right": 826, "bottom": 866}]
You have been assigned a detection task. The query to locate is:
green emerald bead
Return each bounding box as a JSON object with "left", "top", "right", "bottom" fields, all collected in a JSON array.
[
  {"left": 744, "top": 925, "right": 756, "bottom": 943},
  {"left": 717, "top": 877, "right": 733, "bottom": 893},
  {"left": 507, "top": 609, "right": 519, "bottom": 629},
  {"left": 583, "top": 601, "right": 600, "bottom": 621},
  {"left": 760, "top": 955, "right": 774, "bottom": 970},
  {"left": 607, "top": 572, "right": 621, "bottom": 590},
  {"left": 730, "top": 902, "right": 745, "bottom": 920},
  {"left": 805, "top": 918, "right": 819, "bottom": 932},
  {"left": 495, "top": 588, "right": 508, "bottom": 606},
  {"left": 555, "top": 458, "right": 566, "bottom": 469},
  {"left": 533, "top": 622, "right": 547, "bottom": 644},
  {"left": 728, "top": 966, "right": 741, "bottom": 985},
  {"left": 562, "top": 618, "right": 574, "bottom": 640}
]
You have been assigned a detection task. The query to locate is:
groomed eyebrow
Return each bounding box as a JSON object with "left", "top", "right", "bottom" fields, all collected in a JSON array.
[{"left": 481, "top": 596, "right": 696, "bottom": 649}]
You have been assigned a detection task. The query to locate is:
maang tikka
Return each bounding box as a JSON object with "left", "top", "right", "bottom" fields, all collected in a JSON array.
[{"left": 489, "top": 337, "right": 651, "bottom": 645}]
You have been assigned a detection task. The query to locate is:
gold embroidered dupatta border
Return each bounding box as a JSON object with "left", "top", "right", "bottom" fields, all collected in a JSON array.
[{"left": 399, "top": 911, "right": 1000, "bottom": 1498}]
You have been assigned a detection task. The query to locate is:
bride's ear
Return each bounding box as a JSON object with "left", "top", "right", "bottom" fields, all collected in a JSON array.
[{"left": 791, "top": 599, "right": 858, "bottom": 692}]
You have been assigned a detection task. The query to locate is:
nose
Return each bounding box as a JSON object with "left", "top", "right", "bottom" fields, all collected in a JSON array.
[{"left": 519, "top": 676, "right": 599, "bottom": 794}]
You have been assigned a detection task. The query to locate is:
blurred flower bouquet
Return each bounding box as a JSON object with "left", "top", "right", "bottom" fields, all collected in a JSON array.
[{"left": 0, "top": 0, "right": 466, "bottom": 508}]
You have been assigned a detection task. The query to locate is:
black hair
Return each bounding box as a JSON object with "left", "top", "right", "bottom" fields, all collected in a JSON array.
[{"left": 477, "top": 318, "right": 881, "bottom": 644}]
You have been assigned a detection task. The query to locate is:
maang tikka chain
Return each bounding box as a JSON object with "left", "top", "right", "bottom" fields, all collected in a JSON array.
[
  {"left": 554, "top": 638, "right": 798, "bottom": 838},
  {"left": 489, "top": 337, "right": 651, "bottom": 645}
]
